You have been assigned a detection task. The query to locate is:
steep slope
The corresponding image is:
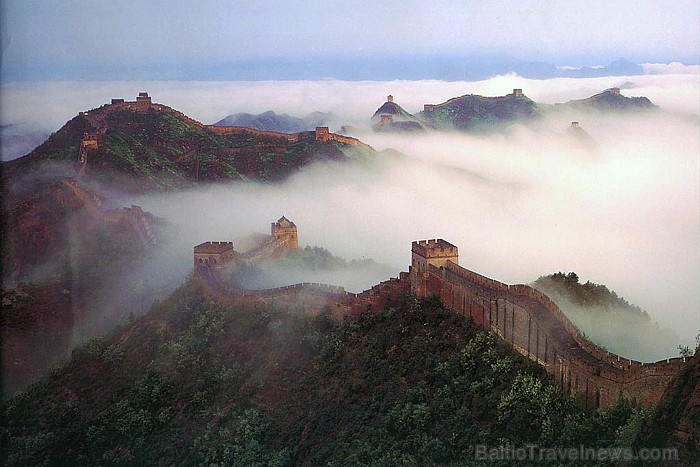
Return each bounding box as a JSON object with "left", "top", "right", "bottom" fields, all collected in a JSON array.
[
  {"left": 633, "top": 347, "right": 700, "bottom": 466},
  {"left": 2, "top": 96, "right": 373, "bottom": 192},
  {"left": 1, "top": 178, "right": 158, "bottom": 396},
  {"left": 1, "top": 281, "right": 653, "bottom": 465}
]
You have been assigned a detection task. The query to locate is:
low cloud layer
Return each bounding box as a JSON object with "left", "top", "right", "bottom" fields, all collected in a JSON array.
[
  {"left": 4, "top": 73, "right": 699, "bottom": 358},
  {"left": 1, "top": 70, "right": 698, "bottom": 139}
]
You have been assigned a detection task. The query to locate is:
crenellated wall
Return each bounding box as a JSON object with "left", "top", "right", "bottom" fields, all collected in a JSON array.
[{"left": 411, "top": 256, "right": 691, "bottom": 408}]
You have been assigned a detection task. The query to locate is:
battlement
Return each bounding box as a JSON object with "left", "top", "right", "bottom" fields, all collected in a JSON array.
[
  {"left": 513, "top": 88, "right": 523, "bottom": 97},
  {"left": 111, "top": 98, "right": 125, "bottom": 104},
  {"left": 411, "top": 239, "right": 459, "bottom": 259},
  {"left": 409, "top": 239, "right": 690, "bottom": 407},
  {"left": 315, "top": 126, "right": 330, "bottom": 141},
  {"left": 194, "top": 241, "right": 234, "bottom": 254},
  {"left": 136, "top": 92, "right": 152, "bottom": 107}
]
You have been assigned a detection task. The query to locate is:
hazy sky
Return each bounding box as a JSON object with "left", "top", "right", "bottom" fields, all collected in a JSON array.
[{"left": 1, "top": 0, "right": 698, "bottom": 81}]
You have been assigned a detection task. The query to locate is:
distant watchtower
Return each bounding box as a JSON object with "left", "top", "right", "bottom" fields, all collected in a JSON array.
[
  {"left": 609, "top": 87, "right": 621, "bottom": 95},
  {"left": 136, "top": 92, "right": 152, "bottom": 109},
  {"left": 193, "top": 241, "right": 235, "bottom": 278},
  {"left": 571, "top": 121, "right": 580, "bottom": 128},
  {"left": 424, "top": 104, "right": 436, "bottom": 112},
  {"left": 513, "top": 89, "right": 523, "bottom": 97},
  {"left": 410, "top": 239, "right": 459, "bottom": 295},
  {"left": 315, "top": 127, "right": 330, "bottom": 141},
  {"left": 78, "top": 132, "right": 99, "bottom": 164},
  {"left": 380, "top": 114, "right": 393, "bottom": 125},
  {"left": 411, "top": 239, "right": 459, "bottom": 273},
  {"left": 271, "top": 216, "right": 298, "bottom": 250},
  {"left": 387, "top": 95, "right": 394, "bottom": 103}
]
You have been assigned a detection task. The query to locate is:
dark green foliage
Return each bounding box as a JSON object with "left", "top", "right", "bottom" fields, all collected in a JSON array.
[
  {"left": 291, "top": 296, "right": 645, "bottom": 466},
  {"left": 534, "top": 272, "right": 647, "bottom": 317},
  {"left": 423, "top": 94, "right": 539, "bottom": 131},
  {"left": 1, "top": 285, "right": 650, "bottom": 466},
  {"left": 3, "top": 107, "right": 364, "bottom": 194}
]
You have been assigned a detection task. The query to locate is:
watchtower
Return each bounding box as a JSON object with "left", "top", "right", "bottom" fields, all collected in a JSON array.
[
  {"left": 78, "top": 132, "right": 99, "bottom": 164},
  {"left": 193, "top": 241, "right": 235, "bottom": 278},
  {"left": 380, "top": 114, "right": 393, "bottom": 125},
  {"left": 136, "top": 92, "right": 152, "bottom": 109},
  {"left": 387, "top": 95, "right": 394, "bottom": 103},
  {"left": 424, "top": 104, "right": 436, "bottom": 112},
  {"left": 271, "top": 216, "right": 298, "bottom": 250},
  {"left": 513, "top": 89, "right": 523, "bottom": 97},
  {"left": 571, "top": 121, "right": 580, "bottom": 128},
  {"left": 411, "top": 239, "right": 459, "bottom": 273},
  {"left": 111, "top": 98, "right": 125, "bottom": 104},
  {"left": 410, "top": 239, "right": 459, "bottom": 295},
  {"left": 609, "top": 87, "right": 621, "bottom": 95},
  {"left": 315, "top": 127, "right": 330, "bottom": 142}
]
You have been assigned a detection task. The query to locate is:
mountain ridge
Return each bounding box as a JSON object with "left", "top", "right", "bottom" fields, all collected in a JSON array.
[
  {"left": 371, "top": 87, "right": 657, "bottom": 132},
  {"left": 2, "top": 94, "right": 373, "bottom": 192}
]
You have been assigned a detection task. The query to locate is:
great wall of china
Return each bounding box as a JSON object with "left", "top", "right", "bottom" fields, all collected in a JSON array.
[
  {"left": 194, "top": 224, "right": 691, "bottom": 409},
  {"left": 409, "top": 239, "right": 690, "bottom": 408},
  {"left": 76, "top": 93, "right": 372, "bottom": 168}
]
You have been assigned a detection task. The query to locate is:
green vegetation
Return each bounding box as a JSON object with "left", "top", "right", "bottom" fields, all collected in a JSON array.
[
  {"left": 532, "top": 272, "right": 680, "bottom": 361},
  {"left": 1, "top": 279, "right": 653, "bottom": 466},
  {"left": 423, "top": 95, "right": 539, "bottom": 131},
  {"left": 4, "top": 106, "right": 363, "bottom": 193},
  {"left": 534, "top": 272, "right": 647, "bottom": 317},
  {"left": 95, "top": 109, "right": 356, "bottom": 186}
]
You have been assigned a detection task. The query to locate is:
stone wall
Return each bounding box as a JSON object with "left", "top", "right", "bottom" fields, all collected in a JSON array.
[{"left": 411, "top": 258, "right": 691, "bottom": 408}]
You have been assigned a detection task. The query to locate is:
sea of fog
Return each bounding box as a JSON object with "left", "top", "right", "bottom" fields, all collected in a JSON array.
[{"left": 2, "top": 69, "right": 698, "bottom": 351}]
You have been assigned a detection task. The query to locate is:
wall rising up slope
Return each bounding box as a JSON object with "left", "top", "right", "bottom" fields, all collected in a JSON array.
[{"left": 410, "top": 239, "right": 690, "bottom": 408}]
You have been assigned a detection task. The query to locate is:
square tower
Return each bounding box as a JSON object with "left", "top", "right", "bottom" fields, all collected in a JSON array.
[
  {"left": 136, "top": 92, "right": 152, "bottom": 109},
  {"left": 410, "top": 239, "right": 458, "bottom": 296},
  {"left": 411, "top": 239, "right": 459, "bottom": 273},
  {"left": 315, "top": 127, "right": 330, "bottom": 141},
  {"left": 193, "top": 241, "right": 235, "bottom": 277},
  {"left": 271, "top": 216, "right": 298, "bottom": 250}
]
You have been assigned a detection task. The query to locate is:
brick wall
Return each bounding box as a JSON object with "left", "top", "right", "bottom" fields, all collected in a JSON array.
[{"left": 412, "top": 258, "right": 691, "bottom": 407}]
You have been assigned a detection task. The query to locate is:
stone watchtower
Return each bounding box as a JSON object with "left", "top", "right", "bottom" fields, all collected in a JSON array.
[
  {"left": 193, "top": 241, "right": 235, "bottom": 278},
  {"left": 315, "top": 127, "right": 330, "bottom": 142},
  {"left": 513, "top": 89, "right": 523, "bottom": 97},
  {"left": 271, "top": 216, "right": 298, "bottom": 250},
  {"left": 136, "top": 92, "right": 152, "bottom": 109},
  {"left": 609, "top": 87, "right": 621, "bottom": 95},
  {"left": 410, "top": 239, "right": 459, "bottom": 295},
  {"left": 380, "top": 114, "right": 393, "bottom": 125},
  {"left": 387, "top": 95, "right": 394, "bottom": 103}
]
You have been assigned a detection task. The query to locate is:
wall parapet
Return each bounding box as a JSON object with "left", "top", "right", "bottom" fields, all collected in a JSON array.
[{"left": 420, "top": 250, "right": 690, "bottom": 407}]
